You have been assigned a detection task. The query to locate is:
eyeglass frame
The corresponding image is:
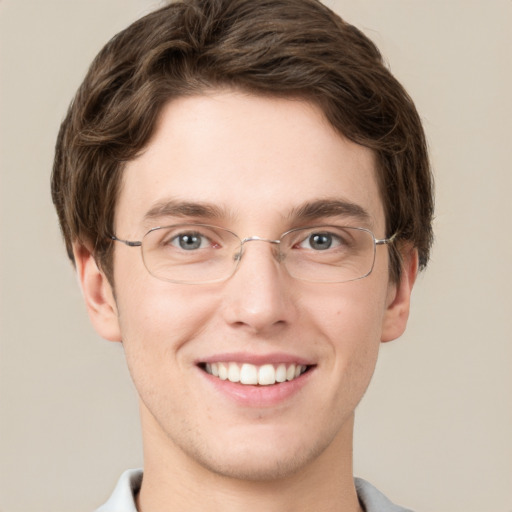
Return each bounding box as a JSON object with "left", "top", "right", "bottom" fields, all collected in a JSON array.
[{"left": 111, "top": 224, "right": 397, "bottom": 285}]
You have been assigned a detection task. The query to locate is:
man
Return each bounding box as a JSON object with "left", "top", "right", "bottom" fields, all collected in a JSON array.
[{"left": 51, "top": 0, "right": 433, "bottom": 510}]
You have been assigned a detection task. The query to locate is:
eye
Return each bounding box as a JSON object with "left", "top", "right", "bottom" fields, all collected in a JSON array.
[
  {"left": 169, "top": 231, "right": 212, "bottom": 250},
  {"left": 299, "top": 231, "right": 342, "bottom": 251}
]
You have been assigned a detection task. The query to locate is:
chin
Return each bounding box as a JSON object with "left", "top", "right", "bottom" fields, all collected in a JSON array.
[
  {"left": 199, "top": 449, "right": 315, "bottom": 482},
  {"left": 183, "top": 428, "right": 335, "bottom": 482}
]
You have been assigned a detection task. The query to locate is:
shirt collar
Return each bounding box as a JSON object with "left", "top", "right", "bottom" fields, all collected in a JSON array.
[{"left": 95, "top": 470, "right": 413, "bottom": 512}]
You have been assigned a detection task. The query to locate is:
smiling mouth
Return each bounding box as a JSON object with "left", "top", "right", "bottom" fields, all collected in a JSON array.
[{"left": 200, "top": 362, "right": 311, "bottom": 386}]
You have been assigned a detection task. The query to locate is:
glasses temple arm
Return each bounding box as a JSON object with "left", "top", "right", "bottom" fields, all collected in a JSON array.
[
  {"left": 375, "top": 232, "right": 398, "bottom": 246},
  {"left": 111, "top": 235, "right": 142, "bottom": 247}
]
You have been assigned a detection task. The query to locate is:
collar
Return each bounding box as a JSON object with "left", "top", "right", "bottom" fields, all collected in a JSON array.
[{"left": 95, "top": 469, "right": 414, "bottom": 512}]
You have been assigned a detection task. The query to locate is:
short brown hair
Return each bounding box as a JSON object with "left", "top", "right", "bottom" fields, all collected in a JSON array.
[{"left": 52, "top": 0, "right": 434, "bottom": 283}]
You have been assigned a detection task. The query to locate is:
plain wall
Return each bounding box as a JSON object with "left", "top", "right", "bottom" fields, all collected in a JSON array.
[{"left": 1, "top": 1, "right": 511, "bottom": 511}]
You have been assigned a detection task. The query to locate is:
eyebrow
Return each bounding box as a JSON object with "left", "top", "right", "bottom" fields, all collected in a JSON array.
[
  {"left": 143, "top": 199, "right": 230, "bottom": 224},
  {"left": 288, "top": 199, "right": 371, "bottom": 224},
  {"left": 142, "top": 197, "right": 371, "bottom": 227}
]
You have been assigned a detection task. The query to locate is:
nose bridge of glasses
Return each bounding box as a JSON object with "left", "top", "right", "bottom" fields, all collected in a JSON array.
[
  {"left": 241, "top": 236, "right": 281, "bottom": 245},
  {"left": 233, "top": 236, "right": 283, "bottom": 263}
]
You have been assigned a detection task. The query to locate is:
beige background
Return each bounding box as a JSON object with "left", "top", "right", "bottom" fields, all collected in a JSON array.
[{"left": 1, "top": 1, "right": 511, "bottom": 511}]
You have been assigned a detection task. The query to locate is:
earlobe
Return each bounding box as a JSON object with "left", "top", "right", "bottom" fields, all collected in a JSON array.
[
  {"left": 73, "top": 243, "right": 122, "bottom": 342},
  {"left": 380, "top": 247, "right": 419, "bottom": 343}
]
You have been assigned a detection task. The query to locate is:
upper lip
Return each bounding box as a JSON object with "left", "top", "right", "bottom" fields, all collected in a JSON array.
[{"left": 196, "top": 352, "right": 315, "bottom": 366}]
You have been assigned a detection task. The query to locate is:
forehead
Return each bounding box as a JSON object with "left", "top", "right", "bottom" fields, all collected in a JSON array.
[{"left": 116, "top": 91, "right": 384, "bottom": 235}]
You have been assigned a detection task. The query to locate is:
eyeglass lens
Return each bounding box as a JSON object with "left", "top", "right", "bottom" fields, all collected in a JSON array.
[{"left": 139, "top": 224, "right": 378, "bottom": 284}]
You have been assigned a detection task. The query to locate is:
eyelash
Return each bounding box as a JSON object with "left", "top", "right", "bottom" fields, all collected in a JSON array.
[{"left": 296, "top": 232, "right": 345, "bottom": 251}]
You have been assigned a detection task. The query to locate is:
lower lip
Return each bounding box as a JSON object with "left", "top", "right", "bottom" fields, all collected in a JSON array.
[{"left": 198, "top": 367, "right": 314, "bottom": 407}]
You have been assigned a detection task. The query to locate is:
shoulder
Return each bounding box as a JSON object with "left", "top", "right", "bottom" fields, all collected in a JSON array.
[
  {"left": 94, "top": 469, "right": 142, "bottom": 512},
  {"left": 355, "top": 478, "right": 415, "bottom": 512}
]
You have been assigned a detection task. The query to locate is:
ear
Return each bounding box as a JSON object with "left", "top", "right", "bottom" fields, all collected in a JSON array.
[
  {"left": 73, "top": 243, "right": 122, "bottom": 342},
  {"left": 380, "top": 246, "right": 419, "bottom": 343}
]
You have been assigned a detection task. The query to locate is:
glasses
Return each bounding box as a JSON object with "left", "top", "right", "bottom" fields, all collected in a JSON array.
[{"left": 111, "top": 224, "right": 396, "bottom": 284}]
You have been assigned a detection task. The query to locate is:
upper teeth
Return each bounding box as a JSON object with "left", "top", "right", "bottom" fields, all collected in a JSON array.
[{"left": 204, "top": 362, "right": 307, "bottom": 386}]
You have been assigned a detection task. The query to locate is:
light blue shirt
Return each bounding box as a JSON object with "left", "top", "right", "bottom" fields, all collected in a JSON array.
[{"left": 95, "top": 469, "right": 414, "bottom": 512}]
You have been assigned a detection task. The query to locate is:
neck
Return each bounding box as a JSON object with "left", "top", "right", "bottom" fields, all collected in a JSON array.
[{"left": 136, "top": 409, "right": 362, "bottom": 512}]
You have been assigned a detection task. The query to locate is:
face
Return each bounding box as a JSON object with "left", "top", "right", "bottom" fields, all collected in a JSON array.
[{"left": 79, "top": 91, "right": 414, "bottom": 481}]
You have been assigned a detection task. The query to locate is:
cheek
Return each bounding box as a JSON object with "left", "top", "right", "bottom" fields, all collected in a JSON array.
[
  {"left": 309, "top": 281, "right": 388, "bottom": 374},
  {"left": 114, "top": 282, "right": 222, "bottom": 428},
  {"left": 113, "top": 266, "right": 218, "bottom": 381},
  {"left": 113, "top": 246, "right": 216, "bottom": 342},
  {"left": 117, "top": 282, "right": 217, "bottom": 349}
]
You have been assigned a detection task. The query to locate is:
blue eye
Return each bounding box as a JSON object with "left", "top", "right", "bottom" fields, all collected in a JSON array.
[
  {"left": 300, "top": 232, "right": 342, "bottom": 251},
  {"left": 171, "top": 232, "right": 209, "bottom": 250},
  {"left": 308, "top": 233, "right": 333, "bottom": 250}
]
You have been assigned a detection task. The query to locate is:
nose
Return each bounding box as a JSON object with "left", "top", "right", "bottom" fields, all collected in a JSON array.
[{"left": 220, "top": 238, "right": 297, "bottom": 334}]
